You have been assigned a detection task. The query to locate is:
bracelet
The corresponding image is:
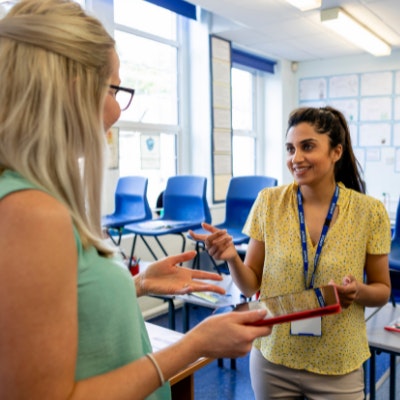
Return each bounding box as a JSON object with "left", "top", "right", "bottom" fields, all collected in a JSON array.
[{"left": 146, "top": 353, "right": 165, "bottom": 386}]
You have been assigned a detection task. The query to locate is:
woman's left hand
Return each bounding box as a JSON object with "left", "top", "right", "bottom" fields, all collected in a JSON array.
[
  {"left": 329, "top": 275, "right": 359, "bottom": 309},
  {"left": 135, "top": 251, "right": 226, "bottom": 297}
]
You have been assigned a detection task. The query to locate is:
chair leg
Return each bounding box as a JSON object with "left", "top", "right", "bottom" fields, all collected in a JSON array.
[
  {"left": 390, "top": 292, "right": 396, "bottom": 307},
  {"left": 129, "top": 234, "right": 138, "bottom": 261},
  {"left": 139, "top": 236, "right": 159, "bottom": 260},
  {"left": 192, "top": 242, "right": 201, "bottom": 270},
  {"left": 106, "top": 227, "right": 122, "bottom": 247}
]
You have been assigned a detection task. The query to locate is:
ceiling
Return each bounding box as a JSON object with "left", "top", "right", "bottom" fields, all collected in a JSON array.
[{"left": 186, "top": 0, "right": 400, "bottom": 62}]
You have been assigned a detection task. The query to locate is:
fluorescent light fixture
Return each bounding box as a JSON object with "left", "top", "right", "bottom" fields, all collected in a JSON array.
[
  {"left": 286, "top": 0, "right": 321, "bottom": 11},
  {"left": 321, "top": 7, "right": 391, "bottom": 56}
]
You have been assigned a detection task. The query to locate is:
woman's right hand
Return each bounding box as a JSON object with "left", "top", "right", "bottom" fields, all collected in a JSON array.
[
  {"left": 189, "top": 222, "right": 238, "bottom": 262},
  {"left": 185, "top": 308, "right": 271, "bottom": 360}
]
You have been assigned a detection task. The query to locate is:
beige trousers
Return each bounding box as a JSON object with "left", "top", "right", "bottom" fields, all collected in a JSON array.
[{"left": 250, "top": 347, "right": 365, "bottom": 400}]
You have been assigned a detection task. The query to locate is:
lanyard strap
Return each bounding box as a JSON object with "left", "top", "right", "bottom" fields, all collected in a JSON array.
[{"left": 297, "top": 185, "right": 339, "bottom": 289}]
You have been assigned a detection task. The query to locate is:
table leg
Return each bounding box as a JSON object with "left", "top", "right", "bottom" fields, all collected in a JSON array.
[
  {"left": 183, "top": 303, "right": 190, "bottom": 332},
  {"left": 171, "top": 374, "right": 194, "bottom": 400},
  {"left": 369, "top": 350, "right": 376, "bottom": 400},
  {"left": 167, "top": 298, "right": 176, "bottom": 330},
  {"left": 389, "top": 354, "right": 396, "bottom": 400}
]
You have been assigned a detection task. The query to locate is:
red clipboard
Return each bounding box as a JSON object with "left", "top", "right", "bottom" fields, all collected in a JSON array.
[{"left": 230, "top": 285, "right": 342, "bottom": 326}]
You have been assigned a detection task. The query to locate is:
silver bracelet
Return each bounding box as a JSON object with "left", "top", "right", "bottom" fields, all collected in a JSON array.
[{"left": 146, "top": 353, "right": 165, "bottom": 386}]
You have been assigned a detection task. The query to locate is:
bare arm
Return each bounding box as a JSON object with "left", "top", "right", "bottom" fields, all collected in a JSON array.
[
  {"left": 71, "top": 310, "right": 271, "bottom": 400},
  {"left": 134, "top": 251, "right": 226, "bottom": 297},
  {"left": 0, "top": 190, "right": 78, "bottom": 399},
  {"left": 0, "top": 191, "right": 271, "bottom": 400},
  {"left": 332, "top": 254, "right": 391, "bottom": 308},
  {"left": 189, "top": 223, "right": 264, "bottom": 297}
]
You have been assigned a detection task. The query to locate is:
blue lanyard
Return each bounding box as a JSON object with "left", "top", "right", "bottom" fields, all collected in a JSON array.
[{"left": 297, "top": 185, "right": 339, "bottom": 289}]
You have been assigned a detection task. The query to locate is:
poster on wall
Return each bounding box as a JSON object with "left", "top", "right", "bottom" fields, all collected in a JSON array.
[
  {"left": 106, "top": 127, "right": 119, "bottom": 169},
  {"left": 299, "top": 78, "right": 327, "bottom": 101},
  {"left": 361, "top": 72, "right": 392, "bottom": 96},
  {"left": 329, "top": 74, "right": 358, "bottom": 98},
  {"left": 328, "top": 99, "right": 358, "bottom": 122},
  {"left": 394, "top": 124, "right": 400, "bottom": 146},
  {"left": 396, "top": 148, "right": 400, "bottom": 173},
  {"left": 360, "top": 97, "right": 391, "bottom": 121},
  {"left": 210, "top": 35, "right": 232, "bottom": 202},
  {"left": 359, "top": 123, "right": 391, "bottom": 147},
  {"left": 140, "top": 134, "right": 160, "bottom": 169}
]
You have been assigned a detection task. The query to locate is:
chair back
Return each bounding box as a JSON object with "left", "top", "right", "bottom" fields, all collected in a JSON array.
[
  {"left": 224, "top": 175, "right": 278, "bottom": 229},
  {"left": 389, "top": 196, "right": 400, "bottom": 305},
  {"left": 114, "top": 176, "right": 152, "bottom": 220},
  {"left": 162, "top": 175, "right": 211, "bottom": 223}
]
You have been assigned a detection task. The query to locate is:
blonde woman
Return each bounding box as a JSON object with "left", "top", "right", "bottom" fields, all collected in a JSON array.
[{"left": 0, "top": 1, "right": 271, "bottom": 399}]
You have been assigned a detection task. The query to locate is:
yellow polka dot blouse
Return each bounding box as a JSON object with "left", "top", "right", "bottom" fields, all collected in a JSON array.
[{"left": 244, "top": 182, "right": 391, "bottom": 375}]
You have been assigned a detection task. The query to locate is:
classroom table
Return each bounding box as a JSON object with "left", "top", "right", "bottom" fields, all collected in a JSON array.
[
  {"left": 177, "top": 273, "right": 248, "bottom": 332},
  {"left": 145, "top": 322, "right": 213, "bottom": 400},
  {"left": 366, "top": 303, "right": 400, "bottom": 400},
  {"left": 176, "top": 273, "right": 253, "bottom": 369}
]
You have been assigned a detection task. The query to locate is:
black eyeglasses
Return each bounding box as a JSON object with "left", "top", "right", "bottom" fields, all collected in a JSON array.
[{"left": 109, "top": 84, "right": 135, "bottom": 111}]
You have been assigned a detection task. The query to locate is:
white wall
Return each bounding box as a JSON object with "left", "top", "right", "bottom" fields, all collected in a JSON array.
[
  {"left": 294, "top": 50, "right": 400, "bottom": 217},
  {"left": 94, "top": 2, "right": 399, "bottom": 262}
]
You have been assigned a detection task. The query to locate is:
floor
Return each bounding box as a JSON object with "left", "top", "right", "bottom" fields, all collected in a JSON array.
[{"left": 147, "top": 302, "right": 400, "bottom": 400}]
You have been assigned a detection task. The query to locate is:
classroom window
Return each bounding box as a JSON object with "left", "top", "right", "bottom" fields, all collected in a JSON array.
[
  {"left": 231, "top": 67, "right": 256, "bottom": 176},
  {"left": 114, "top": 30, "right": 178, "bottom": 125},
  {"left": 113, "top": 0, "right": 180, "bottom": 208}
]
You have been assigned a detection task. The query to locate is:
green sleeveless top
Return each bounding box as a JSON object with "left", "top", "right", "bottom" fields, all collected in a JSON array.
[{"left": 0, "top": 170, "right": 170, "bottom": 400}]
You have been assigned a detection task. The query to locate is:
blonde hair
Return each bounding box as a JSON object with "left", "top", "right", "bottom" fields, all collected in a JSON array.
[{"left": 0, "top": 0, "right": 115, "bottom": 255}]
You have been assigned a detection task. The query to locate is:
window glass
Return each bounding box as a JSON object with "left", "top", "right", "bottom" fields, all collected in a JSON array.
[
  {"left": 232, "top": 68, "right": 253, "bottom": 130},
  {"left": 115, "top": 30, "right": 178, "bottom": 125},
  {"left": 232, "top": 136, "right": 255, "bottom": 176},
  {"left": 112, "top": 2, "right": 180, "bottom": 204},
  {"left": 119, "top": 131, "right": 176, "bottom": 208},
  {"left": 114, "top": 0, "right": 176, "bottom": 40},
  {"left": 231, "top": 67, "right": 256, "bottom": 175}
]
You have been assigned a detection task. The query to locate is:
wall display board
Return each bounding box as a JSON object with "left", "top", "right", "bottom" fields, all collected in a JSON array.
[
  {"left": 210, "top": 35, "right": 232, "bottom": 202},
  {"left": 106, "top": 127, "right": 119, "bottom": 169},
  {"left": 299, "top": 70, "right": 400, "bottom": 213}
]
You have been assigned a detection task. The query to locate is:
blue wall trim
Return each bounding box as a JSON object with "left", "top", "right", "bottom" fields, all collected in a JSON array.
[
  {"left": 232, "top": 48, "right": 276, "bottom": 74},
  {"left": 144, "top": 0, "right": 197, "bottom": 20}
]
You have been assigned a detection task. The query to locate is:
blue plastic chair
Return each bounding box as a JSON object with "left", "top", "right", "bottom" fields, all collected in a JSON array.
[
  {"left": 190, "top": 175, "right": 278, "bottom": 272},
  {"left": 389, "top": 197, "right": 400, "bottom": 306},
  {"left": 102, "top": 176, "right": 152, "bottom": 246},
  {"left": 124, "top": 175, "right": 211, "bottom": 260}
]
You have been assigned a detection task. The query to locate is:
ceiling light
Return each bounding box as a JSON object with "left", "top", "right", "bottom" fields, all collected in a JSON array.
[
  {"left": 321, "top": 7, "right": 391, "bottom": 57},
  {"left": 286, "top": 0, "right": 321, "bottom": 11}
]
